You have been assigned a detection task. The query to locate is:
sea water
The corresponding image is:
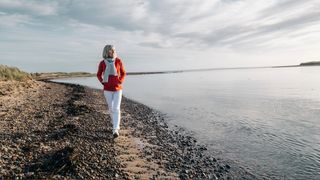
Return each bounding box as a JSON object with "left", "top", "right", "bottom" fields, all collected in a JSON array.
[{"left": 53, "top": 66, "right": 320, "bottom": 179}]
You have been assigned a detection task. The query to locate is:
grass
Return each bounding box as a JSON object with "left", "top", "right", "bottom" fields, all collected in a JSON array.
[
  {"left": 0, "top": 64, "right": 95, "bottom": 81},
  {"left": 0, "top": 65, "right": 32, "bottom": 81}
]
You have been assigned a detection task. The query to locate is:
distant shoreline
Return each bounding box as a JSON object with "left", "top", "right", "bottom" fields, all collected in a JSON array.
[
  {"left": 2, "top": 61, "right": 319, "bottom": 81},
  {"left": 128, "top": 62, "right": 319, "bottom": 75},
  {"left": 32, "top": 72, "right": 96, "bottom": 81}
]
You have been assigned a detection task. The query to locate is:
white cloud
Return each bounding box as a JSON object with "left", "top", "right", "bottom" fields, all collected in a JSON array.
[
  {"left": 0, "top": 14, "right": 31, "bottom": 27},
  {"left": 0, "top": 0, "right": 320, "bottom": 72},
  {"left": 0, "top": 0, "right": 58, "bottom": 16},
  {"left": 2, "top": 0, "right": 318, "bottom": 49}
]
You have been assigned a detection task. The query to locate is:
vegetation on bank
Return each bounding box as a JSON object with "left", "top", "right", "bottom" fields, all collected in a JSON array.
[
  {"left": 0, "top": 65, "right": 32, "bottom": 81},
  {"left": 300, "top": 61, "right": 320, "bottom": 66},
  {"left": 0, "top": 64, "right": 95, "bottom": 81}
]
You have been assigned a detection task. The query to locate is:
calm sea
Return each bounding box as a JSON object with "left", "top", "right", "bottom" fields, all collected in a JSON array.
[{"left": 53, "top": 66, "right": 320, "bottom": 179}]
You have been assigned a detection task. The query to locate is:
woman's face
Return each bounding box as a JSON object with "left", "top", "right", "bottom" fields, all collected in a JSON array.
[{"left": 107, "top": 49, "right": 115, "bottom": 58}]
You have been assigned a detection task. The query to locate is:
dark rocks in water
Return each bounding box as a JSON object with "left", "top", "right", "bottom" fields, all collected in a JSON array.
[{"left": 198, "top": 145, "right": 208, "bottom": 151}]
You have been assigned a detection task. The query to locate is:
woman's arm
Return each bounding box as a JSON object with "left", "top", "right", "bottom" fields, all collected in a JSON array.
[
  {"left": 96, "top": 61, "right": 104, "bottom": 84},
  {"left": 118, "top": 60, "right": 126, "bottom": 83}
]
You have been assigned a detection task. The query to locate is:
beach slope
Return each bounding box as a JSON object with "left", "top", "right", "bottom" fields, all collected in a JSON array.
[{"left": 0, "top": 80, "right": 252, "bottom": 179}]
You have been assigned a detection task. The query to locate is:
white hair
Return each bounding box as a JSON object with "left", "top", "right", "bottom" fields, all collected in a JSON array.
[{"left": 102, "top": 45, "right": 117, "bottom": 59}]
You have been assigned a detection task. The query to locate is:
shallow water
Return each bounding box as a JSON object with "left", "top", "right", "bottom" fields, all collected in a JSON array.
[{"left": 53, "top": 66, "right": 320, "bottom": 179}]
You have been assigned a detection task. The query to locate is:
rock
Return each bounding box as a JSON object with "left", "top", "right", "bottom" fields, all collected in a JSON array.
[
  {"left": 179, "top": 173, "right": 189, "bottom": 179},
  {"left": 183, "top": 169, "right": 189, "bottom": 174},
  {"left": 210, "top": 157, "right": 217, "bottom": 162},
  {"left": 202, "top": 172, "right": 207, "bottom": 178},
  {"left": 219, "top": 165, "right": 225, "bottom": 170},
  {"left": 210, "top": 174, "right": 218, "bottom": 180},
  {"left": 12, "top": 156, "right": 18, "bottom": 161},
  {"left": 199, "top": 146, "right": 207, "bottom": 151},
  {"left": 215, "top": 173, "right": 220, "bottom": 178},
  {"left": 134, "top": 175, "right": 141, "bottom": 179}
]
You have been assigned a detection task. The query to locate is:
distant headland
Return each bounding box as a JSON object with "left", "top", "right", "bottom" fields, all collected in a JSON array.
[{"left": 299, "top": 61, "right": 320, "bottom": 66}]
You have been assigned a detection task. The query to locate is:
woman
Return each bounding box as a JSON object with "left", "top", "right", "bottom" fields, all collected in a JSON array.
[{"left": 97, "top": 45, "right": 126, "bottom": 138}]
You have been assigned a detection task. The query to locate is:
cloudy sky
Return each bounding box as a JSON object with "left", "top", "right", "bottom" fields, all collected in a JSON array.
[{"left": 0, "top": 0, "right": 320, "bottom": 73}]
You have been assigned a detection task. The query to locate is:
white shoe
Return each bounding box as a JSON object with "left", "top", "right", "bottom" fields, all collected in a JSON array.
[{"left": 113, "top": 131, "right": 119, "bottom": 138}]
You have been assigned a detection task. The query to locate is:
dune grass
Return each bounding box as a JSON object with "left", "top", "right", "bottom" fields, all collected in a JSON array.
[{"left": 0, "top": 65, "right": 32, "bottom": 81}]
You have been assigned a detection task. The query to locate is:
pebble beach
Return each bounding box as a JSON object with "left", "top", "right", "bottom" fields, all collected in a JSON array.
[{"left": 0, "top": 80, "right": 254, "bottom": 179}]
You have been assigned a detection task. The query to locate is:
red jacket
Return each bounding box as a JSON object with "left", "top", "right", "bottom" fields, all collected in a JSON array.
[{"left": 97, "top": 57, "right": 126, "bottom": 91}]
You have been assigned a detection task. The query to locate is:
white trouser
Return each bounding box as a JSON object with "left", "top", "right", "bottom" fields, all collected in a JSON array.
[{"left": 103, "top": 90, "right": 122, "bottom": 133}]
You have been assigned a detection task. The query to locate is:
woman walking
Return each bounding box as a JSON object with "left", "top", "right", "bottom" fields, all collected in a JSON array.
[{"left": 97, "top": 45, "right": 126, "bottom": 138}]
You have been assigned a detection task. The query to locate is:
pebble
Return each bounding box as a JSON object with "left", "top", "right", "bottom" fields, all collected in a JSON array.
[{"left": 211, "top": 174, "right": 218, "bottom": 180}]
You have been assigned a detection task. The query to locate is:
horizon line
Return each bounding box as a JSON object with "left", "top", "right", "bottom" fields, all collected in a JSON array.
[{"left": 126, "top": 64, "right": 301, "bottom": 75}]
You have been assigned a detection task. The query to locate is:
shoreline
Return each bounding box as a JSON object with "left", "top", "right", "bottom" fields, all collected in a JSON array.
[
  {"left": 29, "top": 64, "right": 320, "bottom": 80},
  {"left": 0, "top": 80, "right": 254, "bottom": 179}
]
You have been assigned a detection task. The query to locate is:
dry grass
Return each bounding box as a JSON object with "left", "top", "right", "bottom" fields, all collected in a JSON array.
[{"left": 0, "top": 65, "right": 32, "bottom": 81}]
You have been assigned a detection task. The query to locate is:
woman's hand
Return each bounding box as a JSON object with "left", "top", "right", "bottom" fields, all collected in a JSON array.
[{"left": 117, "top": 78, "right": 122, "bottom": 84}]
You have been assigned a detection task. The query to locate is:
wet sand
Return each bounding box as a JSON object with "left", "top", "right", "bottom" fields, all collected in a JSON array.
[{"left": 0, "top": 80, "right": 254, "bottom": 179}]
